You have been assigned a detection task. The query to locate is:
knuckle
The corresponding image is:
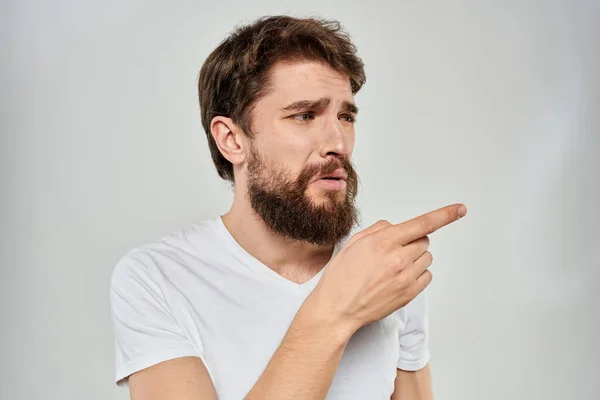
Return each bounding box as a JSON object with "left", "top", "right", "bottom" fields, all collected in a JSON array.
[
  {"left": 350, "top": 230, "right": 367, "bottom": 243},
  {"left": 422, "top": 270, "right": 433, "bottom": 284},
  {"left": 396, "top": 272, "right": 409, "bottom": 288},
  {"left": 424, "top": 251, "right": 433, "bottom": 265},
  {"left": 393, "top": 252, "right": 408, "bottom": 270},
  {"left": 385, "top": 249, "right": 404, "bottom": 270},
  {"left": 375, "top": 237, "right": 393, "bottom": 252},
  {"left": 414, "top": 235, "right": 429, "bottom": 249},
  {"left": 385, "top": 250, "right": 407, "bottom": 274},
  {"left": 449, "top": 208, "right": 456, "bottom": 221},
  {"left": 423, "top": 235, "right": 430, "bottom": 247},
  {"left": 394, "top": 249, "right": 409, "bottom": 269},
  {"left": 419, "top": 216, "right": 434, "bottom": 234},
  {"left": 376, "top": 219, "right": 392, "bottom": 227}
]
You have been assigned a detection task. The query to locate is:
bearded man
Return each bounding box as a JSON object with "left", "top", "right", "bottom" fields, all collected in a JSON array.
[{"left": 110, "top": 15, "right": 467, "bottom": 400}]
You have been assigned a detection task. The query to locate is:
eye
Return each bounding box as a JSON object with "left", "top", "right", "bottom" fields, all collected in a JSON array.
[
  {"left": 291, "top": 112, "right": 315, "bottom": 122},
  {"left": 339, "top": 114, "right": 356, "bottom": 123}
]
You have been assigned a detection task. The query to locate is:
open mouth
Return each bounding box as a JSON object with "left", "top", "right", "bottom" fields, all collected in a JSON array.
[
  {"left": 313, "top": 176, "right": 347, "bottom": 191},
  {"left": 310, "top": 168, "right": 347, "bottom": 188}
]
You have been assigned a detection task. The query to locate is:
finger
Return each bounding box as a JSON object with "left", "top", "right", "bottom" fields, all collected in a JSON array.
[
  {"left": 412, "top": 269, "right": 433, "bottom": 296},
  {"left": 401, "top": 236, "right": 430, "bottom": 262},
  {"left": 400, "top": 268, "right": 433, "bottom": 304},
  {"left": 346, "top": 219, "right": 392, "bottom": 247},
  {"left": 378, "top": 203, "right": 467, "bottom": 246},
  {"left": 405, "top": 250, "right": 433, "bottom": 282}
]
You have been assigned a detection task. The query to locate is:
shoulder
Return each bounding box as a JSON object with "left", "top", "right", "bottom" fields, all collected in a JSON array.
[{"left": 110, "top": 217, "right": 223, "bottom": 290}]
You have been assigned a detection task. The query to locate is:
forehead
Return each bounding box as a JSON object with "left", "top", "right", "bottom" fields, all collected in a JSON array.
[{"left": 262, "top": 61, "right": 354, "bottom": 107}]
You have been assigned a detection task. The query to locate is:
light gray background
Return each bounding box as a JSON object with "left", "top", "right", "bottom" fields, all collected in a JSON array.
[{"left": 2, "top": 0, "right": 599, "bottom": 399}]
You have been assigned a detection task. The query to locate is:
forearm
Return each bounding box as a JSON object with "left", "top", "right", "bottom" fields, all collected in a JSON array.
[
  {"left": 245, "top": 295, "right": 354, "bottom": 400},
  {"left": 391, "top": 364, "right": 433, "bottom": 400}
]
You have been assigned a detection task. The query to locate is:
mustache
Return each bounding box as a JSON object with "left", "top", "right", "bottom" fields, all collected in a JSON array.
[{"left": 297, "top": 157, "right": 354, "bottom": 187}]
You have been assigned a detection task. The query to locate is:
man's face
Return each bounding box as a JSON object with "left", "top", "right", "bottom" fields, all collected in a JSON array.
[{"left": 244, "top": 61, "right": 360, "bottom": 246}]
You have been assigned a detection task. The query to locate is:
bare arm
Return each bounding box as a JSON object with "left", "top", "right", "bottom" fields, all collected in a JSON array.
[
  {"left": 244, "top": 293, "right": 354, "bottom": 399},
  {"left": 127, "top": 204, "right": 465, "bottom": 399},
  {"left": 391, "top": 364, "right": 433, "bottom": 400},
  {"left": 129, "top": 356, "right": 217, "bottom": 400},
  {"left": 246, "top": 202, "right": 465, "bottom": 398}
]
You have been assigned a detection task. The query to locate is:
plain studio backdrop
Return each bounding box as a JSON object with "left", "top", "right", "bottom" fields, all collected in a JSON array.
[{"left": 2, "top": 0, "right": 599, "bottom": 399}]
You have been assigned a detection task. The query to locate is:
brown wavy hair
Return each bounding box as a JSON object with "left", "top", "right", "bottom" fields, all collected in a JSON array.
[{"left": 197, "top": 15, "right": 366, "bottom": 182}]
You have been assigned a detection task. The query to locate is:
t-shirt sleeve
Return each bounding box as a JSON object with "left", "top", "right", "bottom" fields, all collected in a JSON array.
[
  {"left": 109, "top": 252, "right": 202, "bottom": 386},
  {"left": 397, "top": 290, "right": 430, "bottom": 371}
]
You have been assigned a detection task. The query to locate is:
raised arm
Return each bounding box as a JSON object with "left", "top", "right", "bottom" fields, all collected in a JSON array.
[{"left": 120, "top": 204, "right": 466, "bottom": 399}]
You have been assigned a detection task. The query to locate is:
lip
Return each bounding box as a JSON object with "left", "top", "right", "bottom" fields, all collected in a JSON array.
[
  {"left": 312, "top": 178, "right": 347, "bottom": 191},
  {"left": 311, "top": 168, "right": 348, "bottom": 183}
]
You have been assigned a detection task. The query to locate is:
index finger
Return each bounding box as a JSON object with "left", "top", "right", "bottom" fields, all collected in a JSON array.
[{"left": 379, "top": 204, "right": 467, "bottom": 246}]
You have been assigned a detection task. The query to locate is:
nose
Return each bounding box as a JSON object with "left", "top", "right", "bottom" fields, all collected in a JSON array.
[{"left": 318, "top": 115, "right": 354, "bottom": 158}]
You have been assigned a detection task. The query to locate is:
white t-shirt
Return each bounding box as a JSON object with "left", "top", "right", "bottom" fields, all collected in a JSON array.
[{"left": 110, "top": 216, "right": 429, "bottom": 399}]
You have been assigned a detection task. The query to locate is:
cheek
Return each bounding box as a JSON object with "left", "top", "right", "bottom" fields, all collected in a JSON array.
[
  {"left": 256, "top": 143, "right": 308, "bottom": 178},
  {"left": 270, "top": 135, "right": 315, "bottom": 168},
  {"left": 257, "top": 119, "right": 321, "bottom": 173},
  {"left": 348, "top": 132, "right": 356, "bottom": 157}
]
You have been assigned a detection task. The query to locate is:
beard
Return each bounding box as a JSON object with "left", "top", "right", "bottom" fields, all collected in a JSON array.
[{"left": 246, "top": 145, "right": 360, "bottom": 246}]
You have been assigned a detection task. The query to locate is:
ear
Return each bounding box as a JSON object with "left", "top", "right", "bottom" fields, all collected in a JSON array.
[{"left": 210, "top": 116, "right": 248, "bottom": 166}]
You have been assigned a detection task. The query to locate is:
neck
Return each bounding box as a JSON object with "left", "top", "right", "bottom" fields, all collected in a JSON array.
[{"left": 221, "top": 190, "right": 335, "bottom": 280}]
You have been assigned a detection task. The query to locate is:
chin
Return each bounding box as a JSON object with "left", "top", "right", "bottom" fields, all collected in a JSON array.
[{"left": 306, "top": 188, "right": 345, "bottom": 203}]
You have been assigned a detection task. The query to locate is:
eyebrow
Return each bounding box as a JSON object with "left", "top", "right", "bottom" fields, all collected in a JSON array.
[
  {"left": 343, "top": 101, "right": 359, "bottom": 115},
  {"left": 280, "top": 97, "right": 359, "bottom": 115}
]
